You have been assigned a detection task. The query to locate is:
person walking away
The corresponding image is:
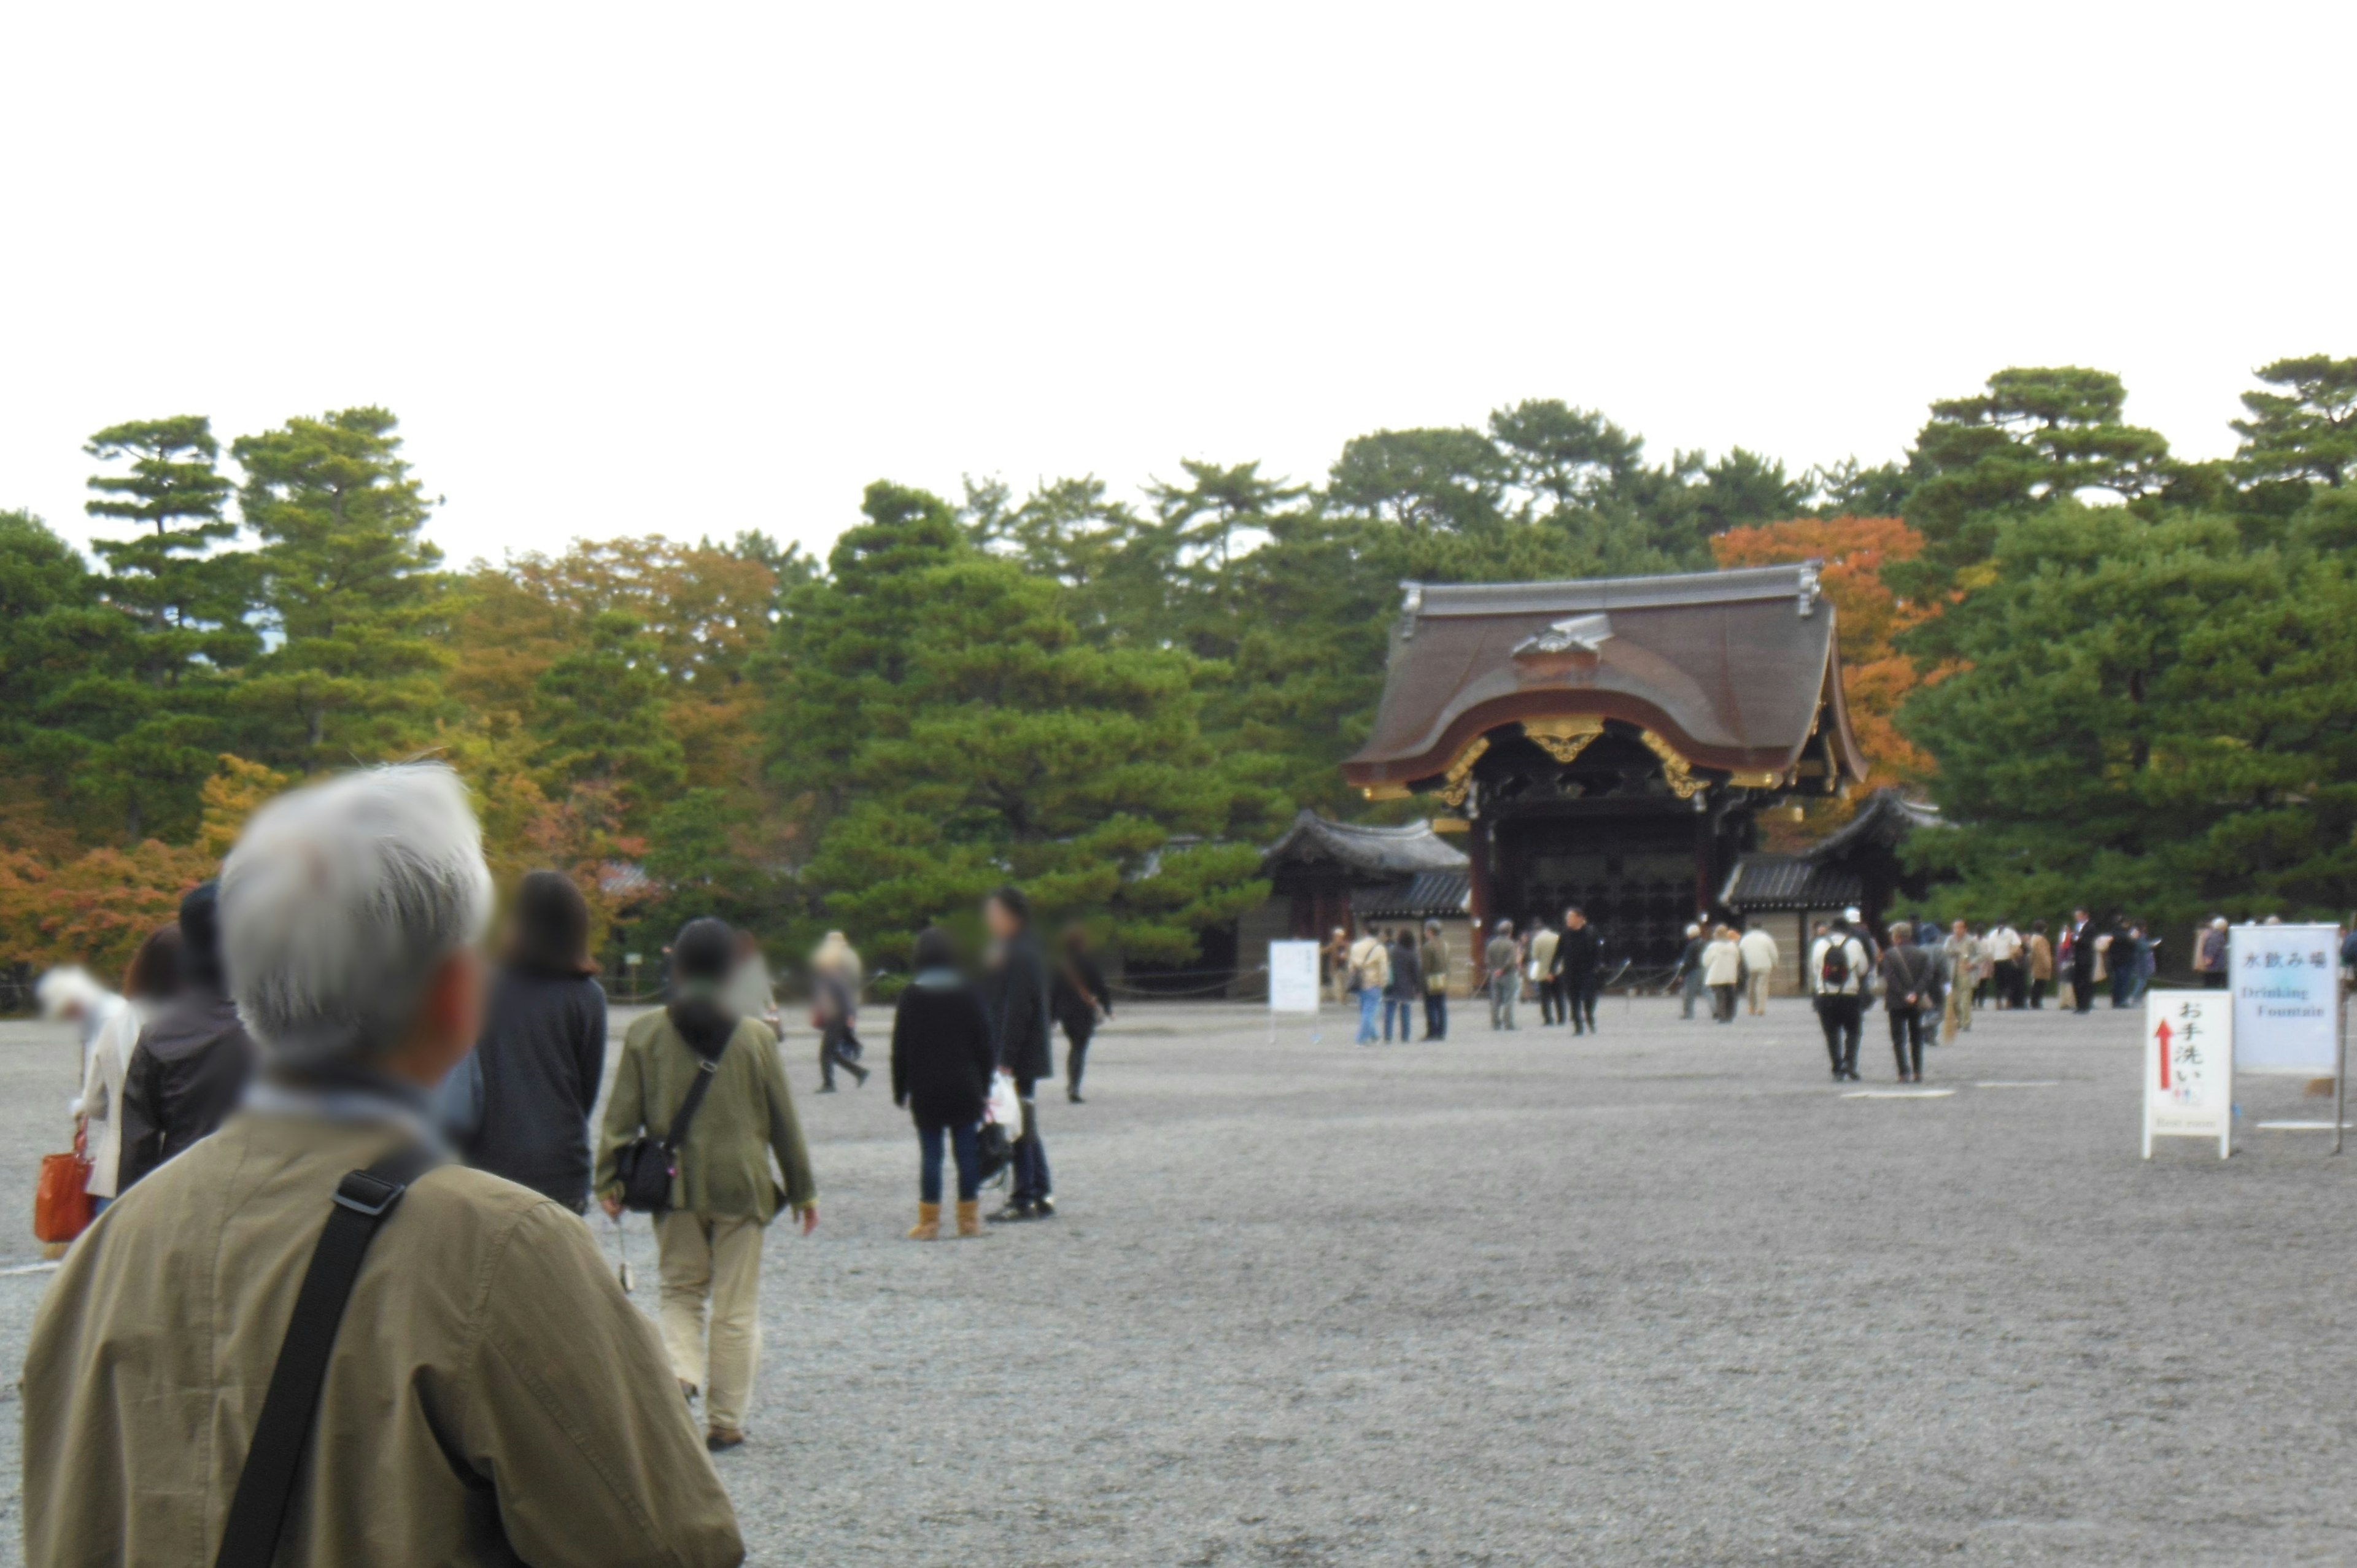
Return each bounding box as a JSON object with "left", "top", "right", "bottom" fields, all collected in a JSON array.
[
  {"left": 810, "top": 930, "right": 870, "bottom": 1091},
  {"left": 2127, "top": 923, "right": 2158, "bottom": 1003},
  {"left": 981, "top": 886, "right": 1058, "bottom": 1221},
  {"left": 1810, "top": 917, "right": 1871, "bottom": 1081},
  {"left": 1528, "top": 920, "right": 1562, "bottom": 1025},
  {"left": 1384, "top": 927, "right": 1421, "bottom": 1042},
  {"left": 1051, "top": 924, "right": 1110, "bottom": 1103},
  {"left": 2196, "top": 916, "right": 2229, "bottom": 989},
  {"left": 1346, "top": 925, "right": 1390, "bottom": 1045},
  {"left": 116, "top": 881, "right": 258, "bottom": 1192},
  {"left": 1671, "top": 923, "right": 1708, "bottom": 1019},
  {"left": 2067, "top": 907, "right": 2099, "bottom": 1014},
  {"left": 453, "top": 870, "right": 608, "bottom": 1211},
  {"left": 2026, "top": 920, "right": 2055, "bottom": 1007},
  {"left": 1418, "top": 919, "right": 1450, "bottom": 1040},
  {"left": 36, "top": 967, "right": 124, "bottom": 1089},
  {"left": 600, "top": 916, "right": 818, "bottom": 1454},
  {"left": 1736, "top": 922, "right": 1779, "bottom": 1017},
  {"left": 28, "top": 763, "right": 743, "bottom": 1566},
  {"left": 1485, "top": 919, "right": 1522, "bottom": 1031},
  {"left": 1940, "top": 920, "right": 1978, "bottom": 1044},
  {"left": 72, "top": 928, "right": 182, "bottom": 1218},
  {"left": 892, "top": 926, "right": 997, "bottom": 1240},
  {"left": 1879, "top": 921, "right": 1941, "bottom": 1083},
  {"left": 1702, "top": 925, "right": 1743, "bottom": 1023},
  {"left": 1555, "top": 908, "right": 1604, "bottom": 1035},
  {"left": 1986, "top": 921, "right": 2023, "bottom": 1008},
  {"left": 726, "top": 930, "right": 781, "bottom": 1037}
]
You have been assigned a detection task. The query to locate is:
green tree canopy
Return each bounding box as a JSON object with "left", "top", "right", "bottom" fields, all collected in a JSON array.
[
  {"left": 233, "top": 407, "right": 448, "bottom": 768},
  {"left": 768, "top": 481, "right": 1275, "bottom": 964}
]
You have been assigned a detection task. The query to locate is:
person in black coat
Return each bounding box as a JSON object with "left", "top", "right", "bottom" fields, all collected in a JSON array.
[
  {"left": 117, "top": 882, "right": 255, "bottom": 1192},
  {"left": 2066, "top": 906, "right": 2099, "bottom": 1013},
  {"left": 1550, "top": 908, "right": 1604, "bottom": 1035},
  {"left": 1051, "top": 924, "right": 1110, "bottom": 1104},
  {"left": 450, "top": 870, "right": 608, "bottom": 1211},
  {"left": 980, "top": 885, "right": 1055, "bottom": 1221},
  {"left": 891, "top": 926, "right": 999, "bottom": 1239}
]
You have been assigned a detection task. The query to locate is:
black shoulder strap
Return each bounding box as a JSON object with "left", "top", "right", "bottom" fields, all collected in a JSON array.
[
  {"left": 214, "top": 1143, "right": 439, "bottom": 1568},
  {"left": 664, "top": 1048, "right": 726, "bottom": 1156}
]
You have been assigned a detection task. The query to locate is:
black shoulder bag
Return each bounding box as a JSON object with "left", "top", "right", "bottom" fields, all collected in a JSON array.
[
  {"left": 214, "top": 1143, "right": 439, "bottom": 1568},
  {"left": 614, "top": 1048, "right": 725, "bottom": 1214}
]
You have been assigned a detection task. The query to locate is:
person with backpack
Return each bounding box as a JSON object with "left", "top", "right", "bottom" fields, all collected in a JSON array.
[
  {"left": 1879, "top": 919, "right": 1943, "bottom": 1083},
  {"left": 26, "top": 763, "right": 743, "bottom": 1567},
  {"left": 599, "top": 916, "right": 818, "bottom": 1454},
  {"left": 116, "top": 881, "right": 258, "bottom": 1191},
  {"left": 1810, "top": 916, "right": 1872, "bottom": 1081},
  {"left": 891, "top": 926, "right": 997, "bottom": 1240}
]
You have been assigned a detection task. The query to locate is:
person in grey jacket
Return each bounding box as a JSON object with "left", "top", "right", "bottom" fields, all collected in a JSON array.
[{"left": 980, "top": 886, "right": 1056, "bottom": 1221}]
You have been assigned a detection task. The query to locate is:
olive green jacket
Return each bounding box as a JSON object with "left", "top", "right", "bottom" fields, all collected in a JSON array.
[
  {"left": 23, "top": 1109, "right": 742, "bottom": 1567},
  {"left": 596, "top": 1012, "right": 816, "bottom": 1222}
]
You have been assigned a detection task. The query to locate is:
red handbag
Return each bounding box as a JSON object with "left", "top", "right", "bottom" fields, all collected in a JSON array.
[{"left": 34, "top": 1132, "right": 94, "bottom": 1246}]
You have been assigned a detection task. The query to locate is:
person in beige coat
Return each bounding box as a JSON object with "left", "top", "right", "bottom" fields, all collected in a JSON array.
[
  {"left": 600, "top": 917, "right": 817, "bottom": 1453},
  {"left": 23, "top": 763, "right": 743, "bottom": 1568}
]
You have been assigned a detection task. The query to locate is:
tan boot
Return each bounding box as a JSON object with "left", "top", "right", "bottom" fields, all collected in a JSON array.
[
  {"left": 907, "top": 1202, "right": 942, "bottom": 1240},
  {"left": 955, "top": 1199, "right": 982, "bottom": 1238}
]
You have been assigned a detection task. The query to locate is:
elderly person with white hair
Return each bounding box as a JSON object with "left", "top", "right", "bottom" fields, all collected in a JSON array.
[{"left": 23, "top": 764, "right": 743, "bottom": 1567}]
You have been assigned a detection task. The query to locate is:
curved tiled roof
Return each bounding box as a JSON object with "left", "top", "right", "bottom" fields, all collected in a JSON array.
[
  {"left": 1342, "top": 565, "right": 1867, "bottom": 790},
  {"left": 1263, "top": 809, "right": 1469, "bottom": 878}
]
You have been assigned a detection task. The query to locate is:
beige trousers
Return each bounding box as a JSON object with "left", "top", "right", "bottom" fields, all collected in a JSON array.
[
  {"left": 1744, "top": 971, "right": 1771, "bottom": 1014},
  {"left": 1942, "top": 983, "right": 1973, "bottom": 1043},
  {"left": 656, "top": 1211, "right": 765, "bottom": 1432}
]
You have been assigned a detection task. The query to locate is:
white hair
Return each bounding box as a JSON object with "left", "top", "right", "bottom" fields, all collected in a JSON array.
[
  {"left": 35, "top": 967, "right": 112, "bottom": 1021},
  {"left": 219, "top": 763, "right": 493, "bottom": 1065}
]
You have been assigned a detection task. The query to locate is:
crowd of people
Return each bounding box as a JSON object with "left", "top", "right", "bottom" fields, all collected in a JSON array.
[
  {"left": 1324, "top": 906, "right": 1615, "bottom": 1045},
  {"left": 18, "top": 762, "right": 1123, "bottom": 1564}
]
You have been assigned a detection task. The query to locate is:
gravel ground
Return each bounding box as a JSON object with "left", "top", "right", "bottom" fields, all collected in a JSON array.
[{"left": 0, "top": 994, "right": 2352, "bottom": 1564}]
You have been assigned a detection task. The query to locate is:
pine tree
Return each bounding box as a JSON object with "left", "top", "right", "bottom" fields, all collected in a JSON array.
[
  {"left": 233, "top": 408, "right": 448, "bottom": 770},
  {"left": 76, "top": 417, "right": 257, "bottom": 839},
  {"left": 532, "top": 608, "right": 687, "bottom": 830}
]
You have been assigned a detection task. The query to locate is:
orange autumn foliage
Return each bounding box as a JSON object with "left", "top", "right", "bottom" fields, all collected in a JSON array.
[{"left": 1712, "top": 516, "right": 1936, "bottom": 789}]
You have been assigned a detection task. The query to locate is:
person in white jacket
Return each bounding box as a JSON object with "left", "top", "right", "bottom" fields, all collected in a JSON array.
[
  {"left": 64, "top": 927, "right": 184, "bottom": 1210},
  {"left": 1701, "top": 926, "right": 1744, "bottom": 1024},
  {"left": 1736, "top": 924, "right": 1780, "bottom": 1016}
]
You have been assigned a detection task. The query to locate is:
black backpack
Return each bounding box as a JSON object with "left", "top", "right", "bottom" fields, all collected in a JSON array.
[{"left": 1819, "top": 940, "right": 1852, "bottom": 991}]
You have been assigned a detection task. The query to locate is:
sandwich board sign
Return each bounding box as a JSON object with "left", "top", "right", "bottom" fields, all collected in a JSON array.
[
  {"left": 1268, "top": 941, "right": 1321, "bottom": 1015},
  {"left": 2144, "top": 990, "right": 2230, "bottom": 1159},
  {"left": 2227, "top": 922, "right": 2340, "bottom": 1075}
]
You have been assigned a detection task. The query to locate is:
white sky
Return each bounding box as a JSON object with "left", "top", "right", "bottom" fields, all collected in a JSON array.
[{"left": 2, "top": 4, "right": 2350, "bottom": 568}]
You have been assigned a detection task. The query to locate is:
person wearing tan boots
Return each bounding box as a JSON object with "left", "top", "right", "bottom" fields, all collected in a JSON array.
[{"left": 890, "top": 925, "right": 999, "bottom": 1240}]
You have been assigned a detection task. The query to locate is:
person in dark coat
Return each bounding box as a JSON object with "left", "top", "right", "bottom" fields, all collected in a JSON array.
[
  {"left": 451, "top": 870, "right": 608, "bottom": 1211},
  {"left": 1384, "top": 928, "right": 1421, "bottom": 1043},
  {"left": 1550, "top": 908, "right": 1604, "bottom": 1035},
  {"left": 116, "top": 881, "right": 255, "bottom": 1191},
  {"left": 1050, "top": 924, "right": 1110, "bottom": 1104},
  {"left": 1878, "top": 919, "right": 1941, "bottom": 1083},
  {"left": 2066, "top": 906, "right": 2098, "bottom": 1014},
  {"left": 980, "top": 885, "right": 1055, "bottom": 1221},
  {"left": 891, "top": 926, "right": 999, "bottom": 1239}
]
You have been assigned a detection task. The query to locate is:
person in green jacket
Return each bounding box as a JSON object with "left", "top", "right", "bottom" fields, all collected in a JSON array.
[{"left": 599, "top": 917, "right": 817, "bottom": 1454}]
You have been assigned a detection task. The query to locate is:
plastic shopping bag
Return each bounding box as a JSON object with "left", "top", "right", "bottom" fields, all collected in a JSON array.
[{"left": 986, "top": 1070, "right": 1023, "bottom": 1134}]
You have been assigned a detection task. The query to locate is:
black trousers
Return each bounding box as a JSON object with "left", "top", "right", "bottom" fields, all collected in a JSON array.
[
  {"left": 2072, "top": 970, "right": 2096, "bottom": 1013},
  {"left": 1063, "top": 1017, "right": 1094, "bottom": 1097},
  {"left": 819, "top": 1018, "right": 867, "bottom": 1087},
  {"left": 1818, "top": 994, "right": 1862, "bottom": 1076},
  {"left": 1537, "top": 975, "right": 1564, "bottom": 1024},
  {"left": 1565, "top": 978, "right": 1598, "bottom": 1033},
  {"left": 1887, "top": 1005, "right": 1925, "bottom": 1078}
]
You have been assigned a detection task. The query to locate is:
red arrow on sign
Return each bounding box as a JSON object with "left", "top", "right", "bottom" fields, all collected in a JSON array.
[{"left": 2155, "top": 1019, "right": 2173, "bottom": 1089}]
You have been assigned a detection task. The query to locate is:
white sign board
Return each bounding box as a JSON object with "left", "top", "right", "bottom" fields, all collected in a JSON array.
[
  {"left": 2229, "top": 923, "right": 2340, "bottom": 1075},
  {"left": 1268, "top": 941, "right": 1322, "bottom": 1015},
  {"left": 2144, "top": 990, "right": 2231, "bottom": 1159}
]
